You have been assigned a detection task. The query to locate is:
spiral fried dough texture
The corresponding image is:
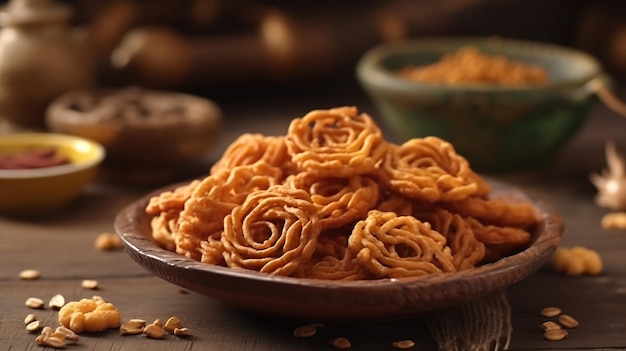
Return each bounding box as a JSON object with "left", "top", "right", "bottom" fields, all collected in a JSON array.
[
  {"left": 349, "top": 210, "right": 456, "bottom": 278},
  {"left": 150, "top": 214, "right": 178, "bottom": 252},
  {"left": 469, "top": 170, "right": 491, "bottom": 198},
  {"left": 312, "top": 229, "right": 351, "bottom": 259},
  {"left": 221, "top": 185, "right": 322, "bottom": 276},
  {"left": 295, "top": 255, "right": 370, "bottom": 280},
  {"left": 146, "top": 180, "right": 201, "bottom": 252},
  {"left": 293, "top": 229, "right": 372, "bottom": 280},
  {"left": 376, "top": 191, "right": 433, "bottom": 217},
  {"left": 439, "top": 195, "right": 538, "bottom": 228},
  {"left": 176, "top": 162, "right": 283, "bottom": 261},
  {"left": 285, "top": 172, "right": 379, "bottom": 230},
  {"left": 415, "top": 208, "right": 485, "bottom": 271},
  {"left": 143, "top": 106, "right": 543, "bottom": 280},
  {"left": 378, "top": 137, "right": 479, "bottom": 203},
  {"left": 210, "top": 134, "right": 294, "bottom": 175},
  {"left": 199, "top": 231, "right": 226, "bottom": 265},
  {"left": 146, "top": 179, "right": 201, "bottom": 215},
  {"left": 464, "top": 216, "right": 532, "bottom": 263},
  {"left": 285, "top": 106, "right": 386, "bottom": 178}
]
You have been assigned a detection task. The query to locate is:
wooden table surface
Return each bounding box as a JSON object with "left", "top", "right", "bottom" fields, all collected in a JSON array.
[{"left": 2, "top": 85, "right": 626, "bottom": 351}]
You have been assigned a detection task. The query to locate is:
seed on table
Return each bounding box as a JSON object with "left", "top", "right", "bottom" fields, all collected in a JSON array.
[
  {"left": 544, "top": 328, "right": 568, "bottom": 341},
  {"left": 25, "top": 320, "right": 41, "bottom": 332},
  {"left": 55, "top": 326, "right": 79, "bottom": 342},
  {"left": 95, "top": 232, "right": 123, "bottom": 251},
  {"left": 331, "top": 337, "right": 351, "bottom": 349},
  {"left": 24, "top": 313, "right": 37, "bottom": 324},
  {"left": 81, "top": 279, "right": 99, "bottom": 289},
  {"left": 43, "top": 336, "right": 66, "bottom": 349},
  {"left": 164, "top": 316, "right": 183, "bottom": 333},
  {"left": 120, "top": 319, "right": 146, "bottom": 336},
  {"left": 124, "top": 318, "right": 146, "bottom": 327},
  {"left": 40, "top": 326, "right": 53, "bottom": 337},
  {"left": 25, "top": 297, "right": 44, "bottom": 309},
  {"left": 48, "top": 294, "right": 65, "bottom": 309},
  {"left": 50, "top": 331, "right": 68, "bottom": 341},
  {"left": 173, "top": 327, "right": 190, "bottom": 337},
  {"left": 558, "top": 314, "right": 579, "bottom": 328},
  {"left": 293, "top": 325, "right": 317, "bottom": 338},
  {"left": 392, "top": 340, "right": 416, "bottom": 349},
  {"left": 152, "top": 319, "right": 164, "bottom": 328},
  {"left": 541, "top": 321, "right": 562, "bottom": 331},
  {"left": 540, "top": 306, "right": 562, "bottom": 317},
  {"left": 143, "top": 324, "right": 165, "bottom": 339},
  {"left": 120, "top": 325, "right": 143, "bottom": 336},
  {"left": 19, "top": 269, "right": 40, "bottom": 280},
  {"left": 35, "top": 334, "right": 46, "bottom": 346}
]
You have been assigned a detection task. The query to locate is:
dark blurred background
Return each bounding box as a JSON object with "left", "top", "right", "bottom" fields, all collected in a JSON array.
[
  {"left": 1, "top": 0, "right": 625, "bottom": 134},
  {"left": 39, "top": 0, "right": 626, "bottom": 101}
]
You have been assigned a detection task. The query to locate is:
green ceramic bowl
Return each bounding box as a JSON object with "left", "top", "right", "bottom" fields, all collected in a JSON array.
[{"left": 356, "top": 37, "right": 604, "bottom": 173}]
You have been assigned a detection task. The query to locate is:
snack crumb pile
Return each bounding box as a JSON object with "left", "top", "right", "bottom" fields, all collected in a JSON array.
[
  {"left": 58, "top": 297, "right": 121, "bottom": 333},
  {"left": 95, "top": 232, "right": 124, "bottom": 251},
  {"left": 601, "top": 212, "right": 626, "bottom": 230},
  {"left": 549, "top": 246, "right": 603, "bottom": 276}
]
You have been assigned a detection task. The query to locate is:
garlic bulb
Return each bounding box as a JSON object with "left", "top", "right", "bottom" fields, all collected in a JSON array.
[{"left": 590, "top": 141, "right": 626, "bottom": 211}]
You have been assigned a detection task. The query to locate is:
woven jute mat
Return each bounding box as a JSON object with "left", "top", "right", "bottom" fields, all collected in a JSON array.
[{"left": 425, "top": 290, "right": 512, "bottom": 351}]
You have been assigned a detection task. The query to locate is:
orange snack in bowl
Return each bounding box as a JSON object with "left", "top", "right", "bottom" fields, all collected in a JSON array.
[
  {"left": 144, "top": 106, "right": 539, "bottom": 280},
  {"left": 349, "top": 210, "right": 456, "bottom": 278},
  {"left": 285, "top": 106, "right": 387, "bottom": 178},
  {"left": 415, "top": 208, "right": 485, "bottom": 271},
  {"left": 377, "top": 137, "right": 481, "bottom": 203},
  {"left": 396, "top": 46, "right": 549, "bottom": 86},
  {"left": 285, "top": 172, "right": 379, "bottom": 230},
  {"left": 221, "top": 185, "right": 321, "bottom": 276}
]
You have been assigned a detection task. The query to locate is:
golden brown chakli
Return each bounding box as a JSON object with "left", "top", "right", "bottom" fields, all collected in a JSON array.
[{"left": 146, "top": 106, "right": 538, "bottom": 280}]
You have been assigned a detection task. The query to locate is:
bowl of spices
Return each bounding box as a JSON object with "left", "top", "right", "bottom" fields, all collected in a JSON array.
[
  {"left": 356, "top": 37, "right": 606, "bottom": 173},
  {"left": 45, "top": 87, "right": 222, "bottom": 184},
  {"left": 0, "top": 133, "right": 105, "bottom": 216}
]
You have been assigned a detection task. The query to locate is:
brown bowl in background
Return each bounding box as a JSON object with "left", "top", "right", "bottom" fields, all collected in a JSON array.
[{"left": 45, "top": 87, "right": 221, "bottom": 184}]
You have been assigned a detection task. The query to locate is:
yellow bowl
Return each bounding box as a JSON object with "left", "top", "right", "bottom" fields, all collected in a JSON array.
[{"left": 0, "top": 133, "right": 105, "bottom": 216}]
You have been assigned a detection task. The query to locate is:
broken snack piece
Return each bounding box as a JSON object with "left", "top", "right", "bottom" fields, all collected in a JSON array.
[{"left": 58, "top": 297, "right": 121, "bottom": 333}]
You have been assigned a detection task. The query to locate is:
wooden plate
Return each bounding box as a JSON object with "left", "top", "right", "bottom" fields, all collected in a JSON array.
[{"left": 114, "top": 179, "right": 563, "bottom": 322}]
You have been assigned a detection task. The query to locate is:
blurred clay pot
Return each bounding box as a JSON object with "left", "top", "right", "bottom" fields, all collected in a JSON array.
[
  {"left": 0, "top": 0, "right": 95, "bottom": 129},
  {"left": 45, "top": 87, "right": 222, "bottom": 184}
]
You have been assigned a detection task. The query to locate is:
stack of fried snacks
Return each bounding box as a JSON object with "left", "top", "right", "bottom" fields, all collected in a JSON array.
[{"left": 146, "top": 106, "right": 538, "bottom": 280}]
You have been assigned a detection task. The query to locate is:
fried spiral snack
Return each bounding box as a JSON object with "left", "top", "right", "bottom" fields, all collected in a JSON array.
[
  {"left": 464, "top": 217, "right": 532, "bottom": 263},
  {"left": 177, "top": 162, "right": 284, "bottom": 261},
  {"left": 375, "top": 191, "right": 416, "bottom": 216},
  {"left": 439, "top": 195, "right": 538, "bottom": 228},
  {"left": 349, "top": 210, "right": 456, "bottom": 278},
  {"left": 221, "top": 185, "right": 322, "bottom": 276},
  {"left": 210, "top": 134, "right": 293, "bottom": 175},
  {"left": 294, "top": 255, "right": 370, "bottom": 280},
  {"left": 293, "top": 227, "right": 373, "bottom": 280},
  {"left": 146, "top": 180, "right": 201, "bottom": 252},
  {"left": 285, "top": 173, "right": 379, "bottom": 230},
  {"left": 285, "top": 106, "right": 387, "bottom": 178},
  {"left": 146, "top": 180, "right": 201, "bottom": 216},
  {"left": 145, "top": 106, "right": 541, "bottom": 280},
  {"left": 415, "top": 208, "right": 485, "bottom": 271},
  {"left": 377, "top": 137, "right": 481, "bottom": 203}
]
